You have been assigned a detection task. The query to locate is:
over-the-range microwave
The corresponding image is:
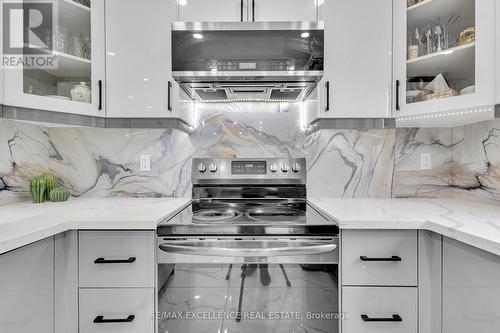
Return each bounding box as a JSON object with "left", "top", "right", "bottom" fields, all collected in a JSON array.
[{"left": 171, "top": 21, "right": 324, "bottom": 102}]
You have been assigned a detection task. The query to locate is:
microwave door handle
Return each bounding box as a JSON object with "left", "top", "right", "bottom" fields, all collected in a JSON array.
[{"left": 159, "top": 241, "right": 337, "bottom": 257}]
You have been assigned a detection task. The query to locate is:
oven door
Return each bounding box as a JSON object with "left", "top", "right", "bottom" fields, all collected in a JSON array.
[{"left": 157, "top": 236, "right": 339, "bottom": 333}]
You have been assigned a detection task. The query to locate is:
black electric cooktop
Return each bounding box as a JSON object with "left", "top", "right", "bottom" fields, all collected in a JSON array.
[{"left": 157, "top": 199, "right": 338, "bottom": 236}]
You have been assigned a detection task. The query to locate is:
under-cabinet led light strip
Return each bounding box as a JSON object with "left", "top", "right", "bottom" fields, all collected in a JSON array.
[
  {"left": 396, "top": 107, "right": 494, "bottom": 122},
  {"left": 194, "top": 99, "right": 295, "bottom": 103}
]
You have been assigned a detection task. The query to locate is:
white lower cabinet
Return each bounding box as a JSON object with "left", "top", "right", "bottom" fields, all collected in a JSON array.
[
  {"left": 79, "top": 231, "right": 155, "bottom": 288},
  {"left": 78, "top": 230, "right": 156, "bottom": 333},
  {"left": 79, "top": 288, "right": 154, "bottom": 333},
  {"left": 442, "top": 237, "right": 500, "bottom": 333},
  {"left": 341, "top": 230, "right": 418, "bottom": 333},
  {"left": 342, "top": 287, "right": 417, "bottom": 333},
  {"left": 0, "top": 237, "right": 54, "bottom": 333},
  {"left": 342, "top": 230, "right": 417, "bottom": 286}
]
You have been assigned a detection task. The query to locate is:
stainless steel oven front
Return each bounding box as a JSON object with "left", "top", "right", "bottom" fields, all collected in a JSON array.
[{"left": 157, "top": 236, "right": 339, "bottom": 333}]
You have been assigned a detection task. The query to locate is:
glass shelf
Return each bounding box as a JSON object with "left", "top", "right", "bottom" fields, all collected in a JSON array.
[
  {"left": 405, "top": 0, "right": 475, "bottom": 105},
  {"left": 23, "top": 0, "right": 92, "bottom": 103}
]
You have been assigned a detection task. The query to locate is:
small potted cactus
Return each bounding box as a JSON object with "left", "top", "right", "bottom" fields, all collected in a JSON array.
[
  {"left": 30, "top": 177, "right": 47, "bottom": 204},
  {"left": 49, "top": 187, "right": 70, "bottom": 202},
  {"left": 31, "top": 171, "right": 70, "bottom": 204}
]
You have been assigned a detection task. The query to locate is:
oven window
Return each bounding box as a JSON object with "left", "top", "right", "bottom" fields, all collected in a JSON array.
[{"left": 158, "top": 263, "right": 339, "bottom": 333}]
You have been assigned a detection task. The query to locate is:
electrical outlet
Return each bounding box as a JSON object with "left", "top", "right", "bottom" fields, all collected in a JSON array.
[
  {"left": 420, "top": 153, "right": 432, "bottom": 170},
  {"left": 140, "top": 154, "right": 151, "bottom": 172}
]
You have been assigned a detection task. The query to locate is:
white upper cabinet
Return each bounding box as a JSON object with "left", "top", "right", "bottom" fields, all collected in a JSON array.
[
  {"left": 3, "top": 0, "right": 105, "bottom": 116},
  {"left": 315, "top": 0, "right": 393, "bottom": 119},
  {"left": 394, "top": 0, "right": 495, "bottom": 126},
  {"left": 105, "top": 0, "right": 183, "bottom": 119},
  {"left": 496, "top": 0, "right": 500, "bottom": 105},
  {"left": 251, "top": 0, "right": 318, "bottom": 21},
  {"left": 178, "top": 0, "right": 246, "bottom": 22},
  {"left": 0, "top": 2, "right": 3, "bottom": 105}
]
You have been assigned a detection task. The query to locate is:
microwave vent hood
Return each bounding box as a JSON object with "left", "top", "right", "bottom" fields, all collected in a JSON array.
[{"left": 171, "top": 21, "right": 324, "bottom": 102}]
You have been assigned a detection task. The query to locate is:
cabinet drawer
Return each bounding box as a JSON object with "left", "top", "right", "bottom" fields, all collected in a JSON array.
[
  {"left": 79, "top": 288, "right": 154, "bottom": 333},
  {"left": 79, "top": 231, "right": 154, "bottom": 287},
  {"left": 342, "top": 230, "right": 417, "bottom": 286},
  {"left": 342, "top": 287, "right": 417, "bottom": 333}
]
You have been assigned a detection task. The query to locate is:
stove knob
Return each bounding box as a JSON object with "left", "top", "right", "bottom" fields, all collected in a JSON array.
[
  {"left": 281, "top": 164, "right": 289, "bottom": 173},
  {"left": 270, "top": 163, "right": 279, "bottom": 173},
  {"left": 209, "top": 163, "right": 217, "bottom": 173},
  {"left": 198, "top": 163, "right": 207, "bottom": 173},
  {"left": 292, "top": 163, "right": 301, "bottom": 173}
]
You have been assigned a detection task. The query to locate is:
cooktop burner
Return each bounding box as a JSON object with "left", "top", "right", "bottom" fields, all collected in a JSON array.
[
  {"left": 247, "top": 207, "right": 304, "bottom": 223},
  {"left": 192, "top": 209, "right": 241, "bottom": 223}
]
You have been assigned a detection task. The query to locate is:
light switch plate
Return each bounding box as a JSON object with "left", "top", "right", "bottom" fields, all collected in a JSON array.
[
  {"left": 140, "top": 154, "right": 151, "bottom": 172},
  {"left": 420, "top": 153, "right": 432, "bottom": 170}
]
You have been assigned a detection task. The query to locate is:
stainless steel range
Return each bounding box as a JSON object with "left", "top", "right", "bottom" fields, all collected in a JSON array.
[{"left": 156, "top": 158, "right": 339, "bottom": 333}]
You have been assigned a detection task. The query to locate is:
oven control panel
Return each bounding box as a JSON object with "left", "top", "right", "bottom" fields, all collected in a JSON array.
[
  {"left": 231, "top": 161, "right": 267, "bottom": 175},
  {"left": 192, "top": 158, "right": 306, "bottom": 184}
]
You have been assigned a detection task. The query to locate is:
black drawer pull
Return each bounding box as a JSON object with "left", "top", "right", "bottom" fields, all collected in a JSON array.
[
  {"left": 94, "top": 257, "right": 136, "bottom": 264},
  {"left": 361, "top": 314, "right": 402, "bottom": 322},
  {"left": 94, "top": 315, "right": 135, "bottom": 323},
  {"left": 360, "top": 255, "right": 401, "bottom": 262}
]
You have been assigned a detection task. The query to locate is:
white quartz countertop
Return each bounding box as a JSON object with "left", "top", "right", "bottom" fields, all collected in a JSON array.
[
  {"left": 2, "top": 197, "right": 500, "bottom": 257},
  {"left": 0, "top": 198, "right": 190, "bottom": 255},
  {"left": 310, "top": 198, "right": 500, "bottom": 256}
]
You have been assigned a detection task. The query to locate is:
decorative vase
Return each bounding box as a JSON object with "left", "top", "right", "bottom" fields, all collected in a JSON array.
[
  {"left": 49, "top": 187, "right": 70, "bottom": 202},
  {"left": 31, "top": 177, "right": 47, "bottom": 204},
  {"left": 41, "top": 171, "right": 58, "bottom": 201},
  {"left": 70, "top": 82, "right": 91, "bottom": 103}
]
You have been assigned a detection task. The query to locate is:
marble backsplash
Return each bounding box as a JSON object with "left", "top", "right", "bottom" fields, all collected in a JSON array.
[
  {"left": 0, "top": 119, "right": 49, "bottom": 203},
  {"left": 451, "top": 118, "right": 500, "bottom": 204},
  {"left": 2, "top": 112, "right": 500, "bottom": 204},
  {"left": 47, "top": 110, "right": 450, "bottom": 199}
]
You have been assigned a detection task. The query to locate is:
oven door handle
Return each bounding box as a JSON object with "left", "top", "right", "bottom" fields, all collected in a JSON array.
[{"left": 159, "top": 241, "right": 337, "bottom": 257}]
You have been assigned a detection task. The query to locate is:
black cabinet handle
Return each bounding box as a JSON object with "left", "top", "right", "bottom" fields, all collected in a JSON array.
[
  {"left": 98, "top": 80, "right": 102, "bottom": 111},
  {"left": 360, "top": 255, "right": 402, "bottom": 262},
  {"left": 395, "top": 79, "right": 400, "bottom": 111},
  {"left": 240, "top": 0, "right": 244, "bottom": 21},
  {"left": 325, "top": 81, "right": 330, "bottom": 112},
  {"left": 94, "top": 315, "right": 135, "bottom": 323},
  {"left": 94, "top": 257, "right": 136, "bottom": 264},
  {"left": 167, "top": 81, "right": 172, "bottom": 111},
  {"left": 361, "top": 314, "right": 402, "bottom": 322},
  {"left": 252, "top": 0, "right": 255, "bottom": 21}
]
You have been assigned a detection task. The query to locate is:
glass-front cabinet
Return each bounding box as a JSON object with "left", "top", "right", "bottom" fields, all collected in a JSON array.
[
  {"left": 394, "top": 0, "right": 495, "bottom": 124},
  {"left": 3, "top": 0, "right": 104, "bottom": 116}
]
